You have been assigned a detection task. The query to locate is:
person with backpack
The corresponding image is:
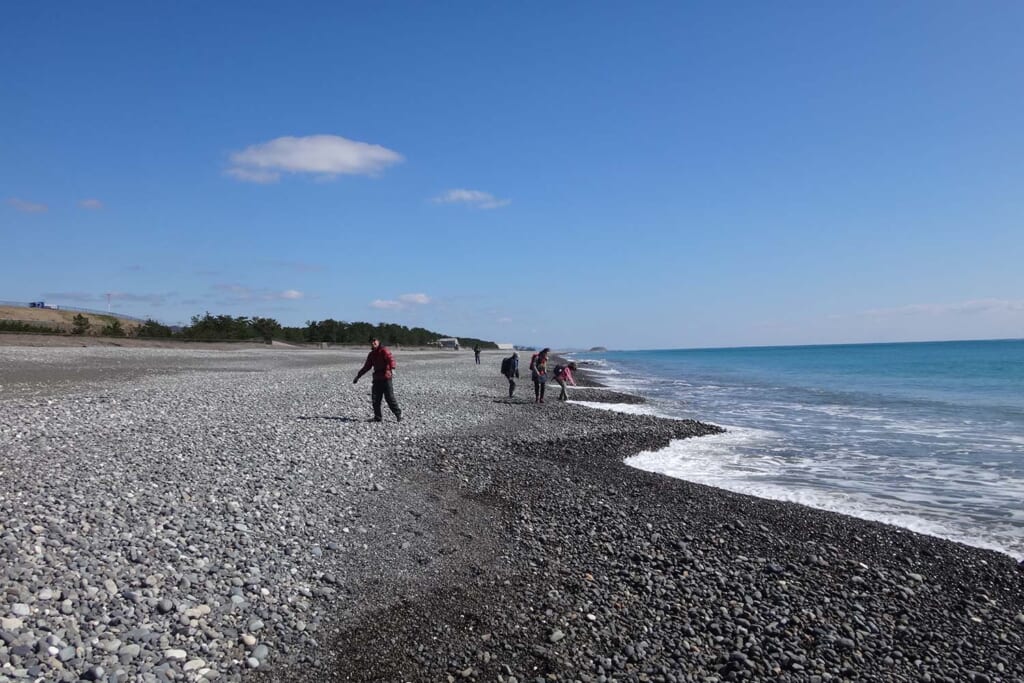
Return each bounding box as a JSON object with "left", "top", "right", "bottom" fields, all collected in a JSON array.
[
  {"left": 529, "top": 348, "right": 550, "bottom": 403},
  {"left": 552, "top": 361, "right": 578, "bottom": 401},
  {"left": 500, "top": 351, "right": 520, "bottom": 398},
  {"left": 473, "top": 344, "right": 481, "bottom": 365}
]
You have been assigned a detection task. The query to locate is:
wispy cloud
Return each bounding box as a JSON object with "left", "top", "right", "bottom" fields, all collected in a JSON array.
[
  {"left": 432, "top": 188, "right": 510, "bottom": 210},
  {"left": 226, "top": 134, "right": 404, "bottom": 183},
  {"left": 79, "top": 198, "right": 104, "bottom": 210},
  {"left": 497, "top": 317, "right": 513, "bottom": 324},
  {"left": 370, "top": 292, "right": 432, "bottom": 310},
  {"left": 212, "top": 284, "right": 305, "bottom": 301},
  {"left": 41, "top": 291, "right": 172, "bottom": 306},
  {"left": 42, "top": 291, "right": 95, "bottom": 302},
  {"left": 6, "top": 197, "right": 48, "bottom": 213},
  {"left": 270, "top": 260, "right": 325, "bottom": 273},
  {"left": 843, "top": 298, "right": 1024, "bottom": 319},
  {"left": 108, "top": 291, "right": 173, "bottom": 306}
]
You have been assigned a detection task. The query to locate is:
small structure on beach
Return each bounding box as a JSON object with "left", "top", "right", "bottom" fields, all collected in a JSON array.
[
  {"left": 495, "top": 343, "right": 514, "bottom": 350},
  {"left": 437, "top": 337, "right": 460, "bottom": 350}
]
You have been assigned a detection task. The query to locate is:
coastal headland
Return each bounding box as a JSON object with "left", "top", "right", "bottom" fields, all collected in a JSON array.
[{"left": 1, "top": 343, "right": 1021, "bottom": 682}]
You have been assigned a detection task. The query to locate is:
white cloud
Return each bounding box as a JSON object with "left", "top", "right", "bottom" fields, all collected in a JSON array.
[
  {"left": 227, "top": 134, "right": 404, "bottom": 183},
  {"left": 371, "top": 299, "right": 402, "bottom": 310},
  {"left": 280, "top": 289, "right": 304, "bottom": 300},
  {"left": 79, "top": 199, "right": 104, "bottom": 210},
  {"left": 6, "top": 197, "right": 48, "bottom": 213},
  {"left": 432, "top": 188, "right": 510, "bottom": 209},
  {"left": 399, "top": 293, "right": 431, "bottom": 305},
  {"left": 497, "top": 317, "right": 512, "bottom": 324}
]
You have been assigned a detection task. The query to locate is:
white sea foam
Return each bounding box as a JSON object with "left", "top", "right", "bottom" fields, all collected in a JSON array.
[
  {"left": 583, "top": 366, "right": 622, "bottom": 376},
  {"left": 626, "top": 432, "right": 1024, "bottom": 560},
  {"left": 570, "top": 400, "right": 660, "bottom": 417}
]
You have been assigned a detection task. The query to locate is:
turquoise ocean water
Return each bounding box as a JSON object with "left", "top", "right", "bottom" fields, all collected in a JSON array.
[{"left": 570, "top": 339, "right": 1024, "bottom": 560}]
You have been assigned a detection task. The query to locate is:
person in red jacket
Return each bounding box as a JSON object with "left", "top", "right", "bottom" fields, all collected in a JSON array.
[{"left": 353, "top": 337, "right": 402, "bottom": 422}]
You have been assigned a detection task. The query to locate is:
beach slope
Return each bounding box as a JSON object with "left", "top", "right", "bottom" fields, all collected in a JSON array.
[{"left": 0, "top": 346, "right": 1020, "bottom": 682}]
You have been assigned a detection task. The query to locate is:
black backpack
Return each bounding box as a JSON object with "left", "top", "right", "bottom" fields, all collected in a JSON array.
[{"left": 500, "top": 356, "right": 513, "bottom": 375}]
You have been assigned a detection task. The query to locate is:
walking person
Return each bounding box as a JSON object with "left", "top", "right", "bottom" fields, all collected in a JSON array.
[
  {"left": 473, "top": 344, "right": 481, "bottom": 364},
  {"left": 553, "top": 361, "right": 578, "bottom": 401},
  {"left": 529, "top": 348, "right": 550, "bottom": 403},
  {"left": 501, "top": 351, "right": 520, "bottom": 398},
  {"left": 353, "top": 337, "right": 402, "bottom": 422}
]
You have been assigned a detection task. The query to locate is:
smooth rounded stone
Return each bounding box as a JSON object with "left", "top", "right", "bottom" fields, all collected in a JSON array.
[
  {"left": 11, "top": 603, "right": 31, "bottom": 617},
  {"left": 118, "top": 643, "right": 142, "bottom": 659},
  {"left": 183, "top": 658, "right": 207, "bottom": 672},
  {"left": 241, "top": 634, "right": 257, "bottom": 646},
  {"left": 247, "top": 618, "right": 264, "bottom": 632},
  {"left": 246, "top": 657, "right": 260, "bottom": 668},
  {"left": 548, "top": 629, "right": 565, "bottom": 643},
  {"left": 58, "top": 645, "right": 76, "bottom": 661},
  {"left": 82, "top": 666, "right": 105, "bottom": 681},
  {"left": 251, "top": 643, "right": 269, "bottom": 661},
  {"left": 156, "top": 599, "right": 174, "bottom": 614},
  {"left": 1015, "top": 613, "right": 1024, "bottom": 625},
  {"left": 36, "top": 588, "right": 58, "bottom": 601},
  {"left": 98, "top": 638, "right": 122, "bottom": 653},
  {"left": 163, "top": 648, "right": 187, "bottom": 661},
  {"left": 1, "top": 617, "right": 23, "bottom": 631}
]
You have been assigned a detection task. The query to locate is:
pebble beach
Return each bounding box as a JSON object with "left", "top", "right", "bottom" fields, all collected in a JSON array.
[{"left": 1, "top": 343, "right": 1022, "bottom": 682}]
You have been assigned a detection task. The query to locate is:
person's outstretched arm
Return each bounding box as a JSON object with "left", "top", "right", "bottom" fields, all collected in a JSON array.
[{"left": 354, "top": 354, "right": 372, "bottom": 383}]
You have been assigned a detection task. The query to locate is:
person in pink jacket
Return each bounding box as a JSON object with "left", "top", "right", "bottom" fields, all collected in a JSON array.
[{"left": 553, "top": 361, "right": 577, "bottom": 401}]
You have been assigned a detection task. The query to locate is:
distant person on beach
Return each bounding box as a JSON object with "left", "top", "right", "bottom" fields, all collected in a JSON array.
[
  {"left": 552, "top": 361, "right": 577, "bottom": 401},
  {"left": 529, "top": 348, "right": 550, "bottom": 403},
  {"left": 353, "top": 337, "right": 402, "bottom": 423},
  {"left": 501, "top": 351, "right": 520, "bottom": 398},
  {"left": 474, "top": 344, "right": 481, "bottom": 364}
]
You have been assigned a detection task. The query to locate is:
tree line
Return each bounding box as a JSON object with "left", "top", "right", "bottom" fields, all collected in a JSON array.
[
  {"left": 1, "top": 311, "right": 498, "bottom": 348},
  {"left": 132, "top": 312, "right": 497, "bottom": 348}
]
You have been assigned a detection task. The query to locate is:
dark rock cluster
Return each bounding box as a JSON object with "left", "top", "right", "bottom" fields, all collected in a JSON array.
[{"left": 273, "top": 390, "right": 1024, "bottom": 682}]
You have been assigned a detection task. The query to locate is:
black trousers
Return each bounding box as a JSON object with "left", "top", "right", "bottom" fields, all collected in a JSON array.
[
  {"left": 371, "top": 379, "right": 401, "bottom": 419},
  {"left": 506, "top": 376, "right": 516, "bottom": 397}
]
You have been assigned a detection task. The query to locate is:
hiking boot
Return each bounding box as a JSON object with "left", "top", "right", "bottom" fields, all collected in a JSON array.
[
  {"left": 368, "top": 417, "right": 382, "bottom": 422},
  {"left": 395, "top": 414, "right": 403, "bottom": 422}
]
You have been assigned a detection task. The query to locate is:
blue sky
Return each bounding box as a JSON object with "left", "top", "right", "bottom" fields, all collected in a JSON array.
[{"left": 2, "top": 1, "right": 1022, "bottom": 349}]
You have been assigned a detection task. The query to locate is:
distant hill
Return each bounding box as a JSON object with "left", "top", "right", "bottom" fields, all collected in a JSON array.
[
  {"left": 0, "top": 305, "right": 142, "bottom": 334},
  {"left": 589, "top": 346, "right": 608, "bottom": 352}
]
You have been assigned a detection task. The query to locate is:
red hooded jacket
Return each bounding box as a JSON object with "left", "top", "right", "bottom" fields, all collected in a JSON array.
[{"left": 357, "top": 346, "right": 396, "bottom": 381}]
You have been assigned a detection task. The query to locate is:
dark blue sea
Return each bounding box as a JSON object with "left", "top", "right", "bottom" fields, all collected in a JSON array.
[{"left": 570, "top": 339, "right": 1024, "bottom": 560}]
